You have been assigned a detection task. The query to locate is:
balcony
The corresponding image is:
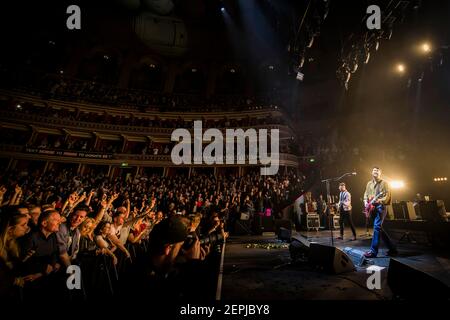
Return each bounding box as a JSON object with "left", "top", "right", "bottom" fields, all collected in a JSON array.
[
  {"left": 0, "top": 109, "right": 294, "bottom": 137},
  {"left": 0, "top": 144, "right": 300, "bottom": 168}
]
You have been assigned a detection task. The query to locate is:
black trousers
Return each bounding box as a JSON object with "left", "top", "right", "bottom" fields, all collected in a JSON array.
[{"left": 339, "top": 209, "right": 356, "bottom": 237}]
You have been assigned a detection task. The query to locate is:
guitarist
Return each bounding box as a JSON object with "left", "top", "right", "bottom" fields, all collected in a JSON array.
[
  {"left": 363, "top": 167, "right": 398, "bottom": 258},
  {"left": 337, "top": 182, "right": 357, "bottom": 241}
]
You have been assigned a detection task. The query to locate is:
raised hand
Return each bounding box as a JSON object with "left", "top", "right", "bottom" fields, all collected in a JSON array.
[
  {"left": 0, "top": 185, "right": 7, "bottom": 195},
  {"left": 15, "top": 185, "right": 22, "bottom": 194},
  {"left": 68, "top": 192, "right": 78, "bottom": 205},
  {"left": 111, "top": 192, "right": 119, "bottom": 201},
  {"left": 100, "top": 197, "right": 108, "bottom": 208}
]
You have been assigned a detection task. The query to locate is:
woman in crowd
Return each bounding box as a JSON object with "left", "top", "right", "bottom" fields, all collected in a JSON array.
[{"left": 0, "top": 208, "right": 32, "bottom": 298}]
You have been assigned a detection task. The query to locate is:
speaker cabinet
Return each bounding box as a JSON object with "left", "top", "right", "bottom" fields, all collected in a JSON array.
[
  {"left": 309, "top": 243, "right": 356, "bottom": 274},
  {"left": 306, "top": 214, "right": 320, "bottom": 230},
  {"left": 393, "top": 201, "right": 417, "bottom": 220},
  {"left": 388, "top": 258, "right": 450, "bottom": 300}
]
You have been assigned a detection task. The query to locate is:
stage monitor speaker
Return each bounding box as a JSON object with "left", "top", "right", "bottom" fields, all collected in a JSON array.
[
  {"left": 387, "top": 258, "right": 450, "bottom": 300},
  {"left": 289, "top": 234, "right": 310, "bottom": 261},
  {"left": 277, "top": 227, "right": 292, "bottom": 241},
  {"left": 309, "top": 243, "right": 356, "bottom": 274},
  {"left": 274, "top": 219, "right": 293, "bottom": 234}
]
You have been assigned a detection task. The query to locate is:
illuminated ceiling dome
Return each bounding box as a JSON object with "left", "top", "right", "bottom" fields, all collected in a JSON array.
[{"left": 133, "top": 12, "right": 188, "bottom": 56}]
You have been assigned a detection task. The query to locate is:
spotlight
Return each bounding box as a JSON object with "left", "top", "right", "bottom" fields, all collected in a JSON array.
[
  {"left": 221, "top": 7, "right": 225, "bottom": 13},
  {"left": 421, "top": 43, "right": 431, "bottom": 53},
  {"left": 391, "top": 180, "right": 405, "bottom": 189},
  {"left": 16, "top": 104, "right": 22, "bottom": 110},
  {"left": 396, "top": 64, "right": 405, "bottom": 73}
]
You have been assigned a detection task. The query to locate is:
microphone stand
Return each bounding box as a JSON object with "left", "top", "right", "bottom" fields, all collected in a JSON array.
[{"left": 321, "top": 172, "right": 355, "bottom": 246}]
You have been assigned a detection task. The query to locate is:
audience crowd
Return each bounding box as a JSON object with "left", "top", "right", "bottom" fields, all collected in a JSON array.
[{"left": 0, "top": 167, "right": 304, "bottom": 301}]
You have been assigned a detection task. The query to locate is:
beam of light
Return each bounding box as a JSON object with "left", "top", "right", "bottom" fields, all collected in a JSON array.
[{"left": 390, "top": 180, "right": 405, "bottom": 189}]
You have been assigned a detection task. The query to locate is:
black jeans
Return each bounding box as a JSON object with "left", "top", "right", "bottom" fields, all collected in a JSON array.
[{"left": 339, "top": 209, "right": 356, "bottom": 237}]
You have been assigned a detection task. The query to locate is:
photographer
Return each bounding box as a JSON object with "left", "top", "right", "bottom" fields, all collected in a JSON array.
[
  {"left": 181, "top": 213, "right": 211, "bottom": 261},
  {"left": 205, "top": 213, "right": 228, "bottom": 241}
]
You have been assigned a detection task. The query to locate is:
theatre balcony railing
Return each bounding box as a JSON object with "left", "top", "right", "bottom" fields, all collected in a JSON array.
[
  {"left": 0, "top": 144, "right": 301, "bottom": 168},
  {"left": 0, "top": 110, "right": 293, "bottom": 137},
  {"left": 0, "top": 90, "right": 289, "bottom": 123}
]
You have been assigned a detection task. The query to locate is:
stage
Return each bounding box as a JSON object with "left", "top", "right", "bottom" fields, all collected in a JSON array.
[{"left": 219, "top": 228, "right": 450, "bottom": 300}]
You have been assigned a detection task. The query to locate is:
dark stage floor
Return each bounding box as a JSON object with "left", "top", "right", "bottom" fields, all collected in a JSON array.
[{"left": 220, "top": 228, "right": 450, "bottom": 300}]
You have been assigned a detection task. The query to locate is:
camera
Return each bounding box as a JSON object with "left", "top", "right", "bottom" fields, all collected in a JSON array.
[{"left": 182, "top": 232, "right": 225, "bottom": 250}]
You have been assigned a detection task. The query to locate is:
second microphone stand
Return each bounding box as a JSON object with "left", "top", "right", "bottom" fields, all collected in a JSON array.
[{"left": 321, "top": 172, "right": 355, "bottom": 246}]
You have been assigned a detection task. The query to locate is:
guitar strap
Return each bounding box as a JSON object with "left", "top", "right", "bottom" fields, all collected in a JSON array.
[{"left": 374, "top": 180, "right": 381, "bottom": 196}]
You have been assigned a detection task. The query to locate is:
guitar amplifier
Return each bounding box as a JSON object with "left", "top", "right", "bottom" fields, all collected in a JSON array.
[
  {"left": 307, "top": 214, "right": 320, "bottom": 231},
  {"left": 392, "top": 202, "right": 417, "bottom": 220},
  {"left": 329, "top": 214, "right": 340, "bottom": 229},
  {"left": 403, "top": 201, "right": 417, "bottom": 220}
]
